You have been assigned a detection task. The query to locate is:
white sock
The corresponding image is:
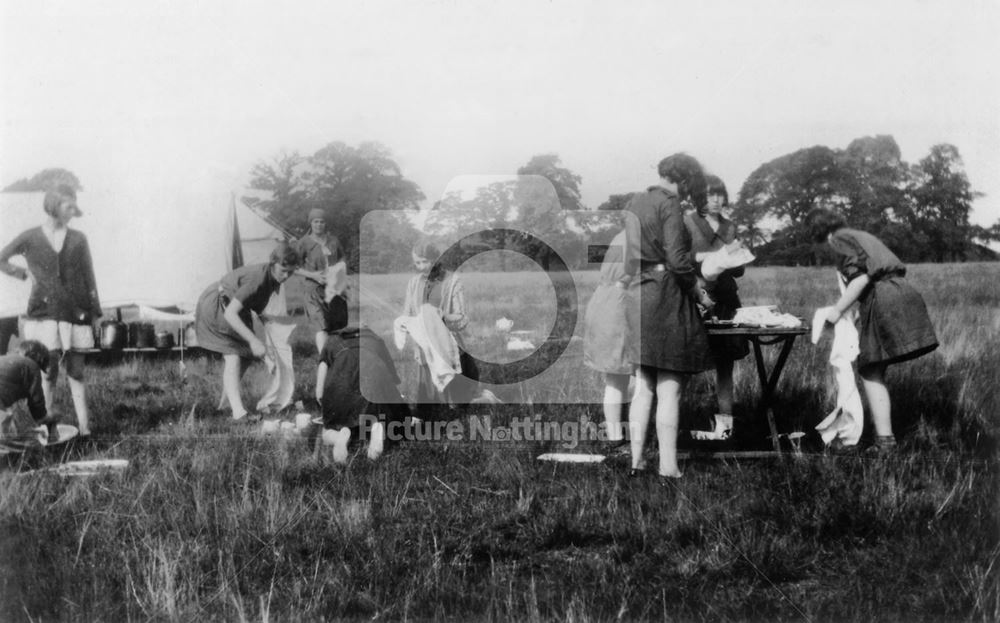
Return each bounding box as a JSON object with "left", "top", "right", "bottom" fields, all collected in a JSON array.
[
  {"left": 367, "top": 422, "right": 385, "bottom": 460},
  {"left": 332, "top": 428, "right": 351, "bottom": 464}
]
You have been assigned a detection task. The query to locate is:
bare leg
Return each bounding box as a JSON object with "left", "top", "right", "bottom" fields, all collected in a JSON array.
[
  {"left": 654, "top": 371, "right": 684, "bottom": 478},
  {"left": 603, "top": 372, "right": 629, "bottom": 442},
  {"left": 64, "top": 352, "right": 91, "bottom": 436},
  {"left": 627, "top": 368, "right": 654, "bottom": 470},
  {"left": 42, "top": 350, "right": 60, "bottom": 413},
  {"left": 715, "top": 357, "right": 735, "bottom": 415},
  {"left": 860, "top": 364, "right": 892, "bottom": 437},
  {"left": 223, "top": 354, "right": 248, "bottom": 419}
]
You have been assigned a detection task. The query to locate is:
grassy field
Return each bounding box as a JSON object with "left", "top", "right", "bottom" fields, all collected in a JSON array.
[{"left": 1, "top": 263, "right": 998, "bottom": 621}]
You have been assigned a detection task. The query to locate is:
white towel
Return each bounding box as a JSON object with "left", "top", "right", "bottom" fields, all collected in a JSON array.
[
  {"left": 256, "top": 285, "right": 296, "bottom": 412},
  {"left": 324, "top": 260, "right": 349, "bottom": 303},
  {"left": 812, "top": 306, "right": 864, "bottom": 446},
  {"left": 393, "top": 304, "right": 461, "bottom": 392},
  {"left": 701, "top": 241, "right": 756, "bottom": 281}
]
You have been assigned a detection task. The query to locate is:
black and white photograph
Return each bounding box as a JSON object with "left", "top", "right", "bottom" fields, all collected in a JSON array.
[{"left": 1, "top": 1, "right": 998, "bottom": 620}]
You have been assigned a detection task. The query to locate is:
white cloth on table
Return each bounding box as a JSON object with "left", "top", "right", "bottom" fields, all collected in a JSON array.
[
  {"left": 732, "top": 306, "right": 801, "bottom": 328},
  {"left": 393, "top": 304, "right": 461, "bottom": 392}
]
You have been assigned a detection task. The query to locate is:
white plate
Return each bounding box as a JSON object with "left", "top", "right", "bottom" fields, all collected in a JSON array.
[
  {"left": 48, "top": 459, "right": 129, "bottom": 476},
  {"left": 40, "top": 424, "right": 79, "bottom": 446},
  {"left": 537, "top": 453, "right": 606, "bottom": 463}
]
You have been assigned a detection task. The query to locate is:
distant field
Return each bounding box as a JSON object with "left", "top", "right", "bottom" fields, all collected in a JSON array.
[{"left": 1, "top": 262, "right": 997, "bottom": 621}]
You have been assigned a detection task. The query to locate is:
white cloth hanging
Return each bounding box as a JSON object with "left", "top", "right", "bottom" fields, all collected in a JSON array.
[
  {"left": 256, "top": 283, "right": 296, "bottom": 412},
  {"left": 811, "top": 273, "right": 864, "bottom": 446},
  {"left": 324, "top": 260, "right": 349, "bottom": 303},
  {"left": 393, "top": 303, "right": 461, "bottom": 392}
]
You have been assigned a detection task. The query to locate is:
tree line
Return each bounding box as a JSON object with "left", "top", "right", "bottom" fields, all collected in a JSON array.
[
  {"left": 729, "top": 135, "right": 998, "bottom": 265},
  {"left": 6, "top": 135, "right": 993, "bottom": 275},
  {"left": 246, "top": 134, "right": 996, "bottom": 273}
]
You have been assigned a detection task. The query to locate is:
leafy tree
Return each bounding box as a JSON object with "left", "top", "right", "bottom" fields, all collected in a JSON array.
[
  {"left": 246, "top": 141, "right": 424, "bottom": 272},
  {"left": 245, "top": 151, "right": 310, "bottom": 226},
  {"left": 514, "top": 154, "right": 588, "bottom": 269},
  {"left": 597, "top": 193, "right": 635, "bottom": 212},
  {"left": 838, "top": 135, "right": 909, "bottom": 232},
  {"left": 424, "top": 183, "right": 521, "bottom": 270},
  {"left": 907, "top": 144, "right": 982, "bottom": 262},
  {"left": 731, "top": 145, "right": 848, "bottom": 264},
  {"left": 424, "top": 154, "right": 590, "bottom": 271},
  {"left": 516, "top": 154, "right": 583, "bottom": 211},
  {"left": 359, "top": 211, "right": 422, "bottom": 273},
  {"left": 306, "top": 141, "right": 425, "bottom": 269},
  {"left": 3, "top": 168, "right": 82, "bottom": 192},
  {"left": 732, "top": 138, "right": 992, "bottom": 264},
  {"left": 735, "top": 145, "right": 847, "bottom": 224}
]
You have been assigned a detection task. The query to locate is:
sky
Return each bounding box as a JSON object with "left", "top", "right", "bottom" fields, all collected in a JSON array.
[{"left": 2, "top": 0, "right": 999, "bottom": 231}]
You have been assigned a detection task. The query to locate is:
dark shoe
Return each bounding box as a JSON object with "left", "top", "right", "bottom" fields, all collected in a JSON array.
[
  {"left": 232, "top": 411, "right": 263, "bottom": 425},
  {"left": 603, "top": 439, "right": 630, "bottom": 457},
  {"left": 863, "top": 440, "right": 898, "bottom": 456}
]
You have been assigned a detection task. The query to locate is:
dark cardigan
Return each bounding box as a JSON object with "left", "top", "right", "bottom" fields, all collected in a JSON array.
[{"left": 0, "top": 227, "right": 102, "bottom": 323}]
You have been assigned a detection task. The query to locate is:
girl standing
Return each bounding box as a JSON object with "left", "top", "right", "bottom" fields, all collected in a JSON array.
[
  {"left": 807, "top": 207, "right": 938, "bottom": 452},
  {"left": 0, "top": 185, "right": 100, "bottom": 438},
  {"left": 401, "top": 242, "right": 478, "bottom": 415},
  {"left": 621, "top": 154, "right": 714, "bottom": 478},
  {"left": 295, "top": 208, "right": 345, "bottom": 354},
  {"left": 684, "top": 174, "right": 749, "bottom": 437},
  {"left": 582, "top": 228, "right": 635, "bottom": 446}
]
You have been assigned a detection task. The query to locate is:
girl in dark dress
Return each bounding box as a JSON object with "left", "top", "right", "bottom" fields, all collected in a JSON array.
[
  {"left": 622, "top": 153, "right": 715, "bottom": 478},
  {"left": 195, "top": 242, "right": 301, "bottom": 421},
  {"left": 0, "top": 185, "right": 100, "bottom": 437},
  {"left": 582, "top": 229, "right": 636, "bottom": 445},
  {"left": 295, "top": 207, "right": 345, "bottom": 354},
  {"left": 808, "top": 207, "right": 938, "bottom": 452},
  {"left": 316, "top": 318, "right": 407, "bottom": 464},
  {"left": 684, "top": 175, "right": 749, "bottom": 437}
]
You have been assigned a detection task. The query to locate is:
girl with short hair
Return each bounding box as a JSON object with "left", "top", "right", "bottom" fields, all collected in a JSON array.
[{"left": 194, "top": 242, "right": 302, "bottom": 421}]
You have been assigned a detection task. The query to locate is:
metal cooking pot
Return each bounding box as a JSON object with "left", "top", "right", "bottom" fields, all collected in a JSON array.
[
  {"left": 129, "top": 323, "right": 156, "bottom": 349},
  {"left": 154, "top": 330, "right": 175, "bottom": 349},
  {"left": 100, "top": 321, "right": 127, "bottom": 350}
]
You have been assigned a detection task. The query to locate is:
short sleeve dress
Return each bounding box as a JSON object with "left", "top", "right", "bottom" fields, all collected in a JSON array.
[
  {"left": 194, "top": 264, "right": 282, "bottom": 357},
  {"left": 828, "top": 228, "right": 938, "bottom": 368},
  {"left": 684, "top": 211, "right": 750, "bottom": 361},
  {"left": 296, "top": 233, "right": 345, "bottom": 331},
  {"left": 622, "top": 187, "right": 712, "bottom": 373},
  {"left": 583, "top": 230, "right": 637, "bottom": 375}
]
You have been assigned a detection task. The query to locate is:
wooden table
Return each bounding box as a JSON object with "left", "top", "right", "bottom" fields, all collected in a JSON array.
[{"left": 704, "top": 324, "right": 809, "bottom": 455}]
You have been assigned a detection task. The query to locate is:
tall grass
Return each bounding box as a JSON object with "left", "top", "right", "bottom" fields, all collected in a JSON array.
[{"left": 1, "top": 263, "right": 997, "bottom": 621}]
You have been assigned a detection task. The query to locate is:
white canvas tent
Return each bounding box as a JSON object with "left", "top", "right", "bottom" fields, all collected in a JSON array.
[{"left": 0, "top": 190, "right": 289, "bottom": 319}]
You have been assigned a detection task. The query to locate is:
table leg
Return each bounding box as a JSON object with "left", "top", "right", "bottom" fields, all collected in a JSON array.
[
  {"left": 749, "top": 335, "right": 799, "bottom": 454},
  {"left": 766, "top": 409, "right": 781, "bottom": 453}
]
